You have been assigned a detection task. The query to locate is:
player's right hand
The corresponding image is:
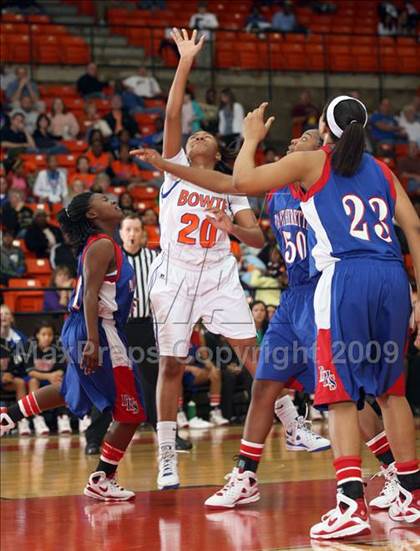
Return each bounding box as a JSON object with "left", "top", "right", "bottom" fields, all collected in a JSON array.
[
  {"left": 81, "top": 339, "right": 101, "bottom": 375},
  {"left": 171, "top": 28, "right": 205, "bottom": 59},
  {"left": 130, "top": 148, "right": 164, "bottom": 169}
]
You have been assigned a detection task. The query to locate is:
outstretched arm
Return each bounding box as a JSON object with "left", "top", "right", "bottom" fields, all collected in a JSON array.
[
  {"left": 394, "top": 175, "right": 420, "bottom": 348},
  {"left": 163, "top": 28, "right": 204, "bottom": 159}
]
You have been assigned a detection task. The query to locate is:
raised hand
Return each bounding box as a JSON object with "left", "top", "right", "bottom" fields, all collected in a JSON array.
[
  {"left": 130, "top": 148, "right": 164, "bottom": 169},
  {"left": 171, "top": 28, "right": 205, "bottom": 59},
  {"left": 243, "top": 102, "right": 275, "bottom": 143}
]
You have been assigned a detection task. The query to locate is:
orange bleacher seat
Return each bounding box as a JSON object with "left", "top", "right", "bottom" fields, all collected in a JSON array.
[
  {"left": 134, "top": 113, "right": 161, "bottom": 126},
  {"left": 216, "top": 50, "right": 237, "bottom": 68},
  {"left": 5, "top": 279, "right": 44, "bottom": 313},
  {"left": 109, "top": 186, "right": 125, "bottom": 196},
  {"left": 329, "top": 54, "right": 353, "bottom": 72},
  {"left": 395, "top": 144, "right": 409, "bottom": 157},
  {"left": 55, "top": 154, "right": 77, "bottom": 168},
  {"left": 25, "top": 203, "right": 51, "bottom": 215},
  {"left": 62, "top": 140, "right": 87, "bottom": 153},
  {"left": 355, "top": 56, "right": 378, "bottom": 73},
  {"left": 1, "top": 22, "right": 30, "bottom": 33},
  {"left": 144, "top": 98, "right": 165, "bottom": 109},
  {"left": 39, "top": 84, "right": 78, "bottom": 98},
  {"left": 26, "top": 14, "right": 50, "bottom": 23},
  {"left": 239, "top": 51, "right": 261, "bottom": 69},
  {"left": 26, "top": 259, "right": 52, "bottom": 287},
  {"left": 139, "top": 170, "right": 161, "bottom": 181},
  {"left": 144, "top": 225, "right": 160, "bottom": 249},
  {"left": 379, "top": 45, "right": 398, "bottom": 72},
  {"left": 32, "top": 23, "right": 67, "bottom": 35},
  {"left": 327, "top": 35, "right": 351, "bottom": 45},
  {"left": 2, "top": 34, "right": 30, "bottom": 63},
  {"left": 1, "top": 13, "right": 24, "bottom": 22},
  {"left": 305, "top": 44, "right": 326, "bottom": 71},
  {"left": 21, "top": 154, "right": 47, "bottom": 170},
  {"left": 140, "top": 124, "right": 157, "bottom": 136},
  {"left": 130, "top": 186, "right": 158, "bottom": 201}
]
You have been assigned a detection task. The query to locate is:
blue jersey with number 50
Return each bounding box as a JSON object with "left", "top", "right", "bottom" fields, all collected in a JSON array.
[
  {"left": 267, "top": 186, "right": 313, "bottom": 287},
  {"left": 296, "top": 149, "right": 403, "bottom": 275}
]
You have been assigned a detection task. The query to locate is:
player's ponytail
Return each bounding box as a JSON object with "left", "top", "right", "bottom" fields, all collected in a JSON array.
[
  {"left": 324, "top": 95, "right": 368, "bottom": 177},
  {"left": 57, "top": 192, "right": 97, "bottom": 254}
]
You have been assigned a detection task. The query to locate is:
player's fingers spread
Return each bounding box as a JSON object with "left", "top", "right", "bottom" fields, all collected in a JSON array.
[
  {"left": 192, "top": 29, "right": 197, "bottom": 42},
  {"left": 181, "top": 28, "right": 189, "bottom": 40},
  {"left": 171, "top": 28, "right": 180, "bottom": 41},
  {"left": 129, "top": 149, "right": 143, "bottom": 156}
]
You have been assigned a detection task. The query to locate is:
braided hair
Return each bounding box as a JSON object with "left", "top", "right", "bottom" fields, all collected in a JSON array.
[{"left": 57, "top": 192, "right": 98, "bottom": 254}]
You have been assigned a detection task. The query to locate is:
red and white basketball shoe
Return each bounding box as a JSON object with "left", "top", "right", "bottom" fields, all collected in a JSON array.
[
  {"left": 204, "top": 467, "right": 260, "bottom": 509},
  {"left": 84, "top": 471, "right": 135, "bottom": 502},
  {"left": 388, "top": 486, "right": 420, "bottom": 524},
  {"left": 369, "top": 463, "right": 399, "bottom": 510},
  {"left": 310, "top": 492, "right": 371, "bottom": 540},
  {"left": 0, "top": 407, "right": 15, "bottom": 437}
]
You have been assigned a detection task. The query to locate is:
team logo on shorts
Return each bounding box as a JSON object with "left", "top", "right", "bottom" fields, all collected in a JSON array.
[
  {"left": 319, "top": 366, "right": 337, "bottom": 391},
  {"left": 121, "top": 394, "right": 139, "bottom": 414}
]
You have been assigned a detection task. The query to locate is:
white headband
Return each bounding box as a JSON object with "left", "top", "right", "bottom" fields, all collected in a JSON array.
[{"left": 326, "top": 95, "right": 368, "bottom": 138}]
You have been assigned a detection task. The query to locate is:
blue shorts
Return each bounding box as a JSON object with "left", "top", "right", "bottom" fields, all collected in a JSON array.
[
  {"left": 60, "top": 312, "right": 145, "bottom": 423},
  {"left": 313, "top": 259, "right": 410, "bottom": 407},
  {"left": 255, "top": 282, "right": 317, "bottom": 393}
]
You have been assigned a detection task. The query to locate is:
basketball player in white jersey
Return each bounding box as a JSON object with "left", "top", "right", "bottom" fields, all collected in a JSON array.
[{"left": 134, "top": 29, "right": 264, "bottom": 490}]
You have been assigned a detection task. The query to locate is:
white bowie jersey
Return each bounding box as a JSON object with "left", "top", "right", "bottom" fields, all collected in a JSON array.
[{"left": 159, "top": 149, "right": 251, "bottom": 266}]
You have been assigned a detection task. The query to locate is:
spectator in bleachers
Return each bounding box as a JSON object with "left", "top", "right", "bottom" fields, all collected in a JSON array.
[
  {"left": 266, "top": 304, "right": 277, "bottom": 321},
  {"left": 1, "top": 66, "right": 16, "bottom": 94},
  {"left": 91, "top": 172, "right": 118, "bottom": 202},
  {"left": 142, "top": 207, "right": 158, "bottom": 226},
  {"left": 189, "top": 2, "right": 219, "bottom": 40},
  {"left": 86, "top": 139, "right": 112, "bottom": 174},
  {"left": 291, "top": 90, "right": 320, "bottom": 135},
  {"left": 0, "top": 174, "right": 7, "bottom": 207},
  {"left": 33, "top": 114, "right": 68, "bottom": 155},
  {"left": 397, "top": 141, "right": 420, "bottom": 195},
  {"left": 250, "top": 301, "right": 269, "bottom": 346},
  {"left": 1, "top": 189, "right": 33, "bottom": 236},
  {"left": 76, "top": 63, "right": 108, "bottom": 99},
  {"left": 64, "top": 178, "right": 86, "bottom": 208},
  {"left": 140, "top": 116, "right": 164, "bottom": 152},
  {"left": 377, "top": 13, "right": 397, "bottom": 35},
  {"left": 49, "top": 232, "right": 76, "bottom": 275},
  {"left": 118, "top": 192, "right": 137, "bottom": 217},
  {"left": 0, "top": 229, "right": 26, "bottom": 284},
  {"left": 199, "top": 88, "right": 219, "bottom": 134},
  {"left": 241, "top": 256, "right": 281, "bottom": 306},
  {"left": 122, "top": 67, "right": 163, "bottom": 114},
  {"left": 0, "top": 338, "right": 27, "bottom": 419},
  {"left": 33, "top": 154, "right": 68, "bottom": 204},
  {"left": 0, "top": 112, "right": 36, "bottom": 152},
  {"left": 11, "top": 96, "right": 39, "bottom": 136},
  {"left": 378, "top": 1, "right": 399, "bottom": 25},
  {"left": 49, "top": 98, "right": 80, "bottom": 140},
  {"left": 70, "top": 155, "right": 95, "bottom": 189},
  {"left": 43, "top": 266, "right": 74, "bottom": 312},
  {"left": 218, "top": 88, "right": 244, "bottom": 148},
  {"left": 0, "top": 305, "right": 27, "bottom": 359},
  {"left": 398, "top": 104, "right": 420, "bottom": 146},
  {"left": 5, "top": 158, "right": 30, "bottom": 199},
  {"left": 24, "top": 210, "right": 63, "bottom": 258},
  {"left": 80, "top": 101, "right": 106, "bottom": 139},
  {"left": 370, "top": 98, "right": 408, "bottom": 146},
  {"left": 103, "top": 95, "right": 138, "bottom": 139},
  {"left": 25, "top": 321, "right": 71, "bottom": 436},
  {"left": 5, "top": 67, "right": 39, "bottom": 105},
  {"left": 402, "top": 1, "right": 418, "bottom": 33},
  {"left": 111, "top": 144, "right": 142, "bottom": 185},
  {"left": 182, "top": 91, "right": 205, "bottom": 145},
  {"left": 245, "top": 6, "right": 271, "bottom": 32},
  {"left": 271, "top": 2, "right": 298, "bottom": 33}
]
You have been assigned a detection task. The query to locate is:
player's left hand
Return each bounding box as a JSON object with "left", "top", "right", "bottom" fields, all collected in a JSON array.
[
  {"left": 412, "top": 300, "right": 420, "bottom": 349},
  {"left": 130, "top": 148, "right": 164, "bottom": 169},
  {"left": 205, "top": 208, "right": 233, "bottom": 233},
  {"left": 243, "top": 102, "right": 275, "bottom": 143},
  {"left": 81, "top": 339, "right": 101, "bottom": 375}
]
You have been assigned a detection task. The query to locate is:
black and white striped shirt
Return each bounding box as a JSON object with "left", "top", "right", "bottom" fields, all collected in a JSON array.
[{"left": 123, "top": 247, "right": 158, "bottom": 319}]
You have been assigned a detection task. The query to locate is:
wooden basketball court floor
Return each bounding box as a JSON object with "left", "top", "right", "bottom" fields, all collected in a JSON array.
[{"left": 1, "top": 422, "right": 419, "bottom": 551}]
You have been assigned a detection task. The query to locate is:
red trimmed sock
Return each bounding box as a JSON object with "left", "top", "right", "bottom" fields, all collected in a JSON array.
[
  {"left": 210, "top": 394, "right": 221, "bottom": 408},
  {"left": 96, "top": 442, "right": 125, "bottom": 477},
  {"left": 18, "top": 393, "right": 42, "bottom": 418},
  {"left": 366, "top": 431, "right": 394, "bottom": 466},
  {"left": 396, "top": 460, "right": 420, "bottom": 492},
  {"left": 334, "top": 456, "right": 364, "bottom": 500},
  {"left": 237, "top": 439, "right": 264, "bottom": 473}
]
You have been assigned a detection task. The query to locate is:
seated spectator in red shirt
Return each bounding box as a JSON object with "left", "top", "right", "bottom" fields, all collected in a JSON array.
[
  {"left": 86, "top": 139, "right": 112, "bottom": 174},
  {"left": 49, "top": 98, "right": 80, "bottom": 140},
  {"left": 291, "top": 90, "right": 320, "bottom": 137},
  {"left": 0, "top": 112, "right": 36, "bottom": 151},
  {"left": 43, "top": 266, "right": 74, "bottom": 312},
  {"left": 70, "top": 155, "right": 95, "bottom": 189},
  {"left": 6, "top": 158, "right": 30, "bottom": 199},
  {"left": 33, "top": 114, "right": 68, "bottom": 154},
  {"left": 397, "top": 141, "right": 420, "bottom": 195},
  {"left": 111, "top": 144, "right": 142, "bottom": 185},
  {"left": 1, "top": 189, "right": 33, "bottom": 236},
  {"left": 24, "top": 210, "right": 63, "bottom": 258}
]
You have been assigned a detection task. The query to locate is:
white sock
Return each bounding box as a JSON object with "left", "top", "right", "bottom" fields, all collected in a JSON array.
[
  {"left": 157, "top": 421, "right": 177, "bottom": 451},
  {"left": 274, "top": 395, "right": 298, "bottom": 429}
]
